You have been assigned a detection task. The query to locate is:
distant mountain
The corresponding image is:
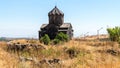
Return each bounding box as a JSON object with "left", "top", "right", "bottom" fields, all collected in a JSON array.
[
  {"left": 0, "top": 37, "right": 8, "bottom": 41},
  {"left": 0, "top": 37, "right": 37, "bottom": 41}
]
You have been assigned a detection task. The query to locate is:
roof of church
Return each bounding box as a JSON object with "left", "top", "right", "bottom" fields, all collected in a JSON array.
[
  {"left": 60, "top": 23, "right": 72, "bottom": 28},
  {"left": 40, "top": 23, "right": 72, "bottom": 29},
  {"left": 48, "top": 6, "right": 64, "bottom": 15}
]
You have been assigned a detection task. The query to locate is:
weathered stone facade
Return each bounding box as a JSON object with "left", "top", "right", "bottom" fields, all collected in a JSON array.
[{"left": 39, "top": 6, "right": 73, "bottom": 39}]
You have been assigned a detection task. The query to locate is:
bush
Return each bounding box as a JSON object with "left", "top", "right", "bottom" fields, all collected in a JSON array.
[
  {"left": 107, "top": 27, "right": 120, "bottom": 42},
  {"left": 52, "top": 32, "right": 69, "bottom": 44},
  {"left": 55, "top": 32, "right": 69, "bottom": 42},
  {"left": 53, "top": 39, "right": 61, "bottom": 44},
  {"left": 40, "top": 32, "right": 69, "bottom": 45},
  {"left": 40, "top": 34, "right": 50, "bottom": 45},
  {"left": 66, "top": 47, "right": 80, "bottom": 59}
]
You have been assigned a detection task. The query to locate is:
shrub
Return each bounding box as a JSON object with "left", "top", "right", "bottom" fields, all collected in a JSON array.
[
  {"left": 40, "top": 34, "right": 50, "bottom": 45},
  {"left": 55, "top": 32, "right": 69, "bottom": 42},
  {"left": 53, "top": 32, "right": 69, "bottom": 44},
  {"left": 53, "top": 39, "right": 61, "bottom": 44},
  {"left": 107, "top": 27, "right": 120, "bottom": 42},
  {"left": 66, "top": 47, "right": 79, "bottom": 59}
]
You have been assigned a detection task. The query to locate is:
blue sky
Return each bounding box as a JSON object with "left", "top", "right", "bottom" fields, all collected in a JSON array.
[{"left": 0, "top": 0, "right": 120, "bottom": 38}]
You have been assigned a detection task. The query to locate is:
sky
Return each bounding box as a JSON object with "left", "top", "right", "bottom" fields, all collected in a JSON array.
[{"left": 0, "top": 0, "right": 120, "bottom": 38}]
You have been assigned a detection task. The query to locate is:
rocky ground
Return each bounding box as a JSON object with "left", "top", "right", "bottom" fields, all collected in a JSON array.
[{"left": 0, "top": 35, "right": 120, "bottom": 68}]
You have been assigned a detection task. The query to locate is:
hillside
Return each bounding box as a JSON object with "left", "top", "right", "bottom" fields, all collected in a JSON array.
[{"left": 0, "top": 35, "right": 120, "bottom": 68}]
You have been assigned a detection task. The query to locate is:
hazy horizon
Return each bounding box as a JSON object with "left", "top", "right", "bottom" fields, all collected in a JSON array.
[{"left": 0, "top": 0, "right": 120, "bottom": 38}]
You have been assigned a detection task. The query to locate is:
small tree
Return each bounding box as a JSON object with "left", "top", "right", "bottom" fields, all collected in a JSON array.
[
  {"left": 40, "top": 34, "right": 50, "bottom": 45},
  {"left": 107, "top": 26, "right": 120, "bottom": 42}
]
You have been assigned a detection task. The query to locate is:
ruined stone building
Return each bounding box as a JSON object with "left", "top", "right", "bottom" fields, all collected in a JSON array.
[{"left": 39, "top": 6, "right": 73, "bottom": 39}]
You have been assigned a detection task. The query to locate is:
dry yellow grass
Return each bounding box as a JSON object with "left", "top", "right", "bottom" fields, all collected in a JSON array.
[
  {"left": 0, "top": 36, "right": 120, "bottom": 68},
  {"left": 0, "top": 42, "right": 19, "bottom": 68}
]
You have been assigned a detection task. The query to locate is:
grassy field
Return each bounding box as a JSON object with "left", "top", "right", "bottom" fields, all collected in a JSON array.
[{"left": 0, "top": 35, "right": 120, "bottom": 68}]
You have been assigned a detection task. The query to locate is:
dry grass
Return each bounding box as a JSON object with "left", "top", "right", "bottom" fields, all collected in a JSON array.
[
  {"left": 0, "top": 42, "right": 19, "bottom": 68},
  {"left": 0, "top": 36, "right": 120, "bottom": 68}
]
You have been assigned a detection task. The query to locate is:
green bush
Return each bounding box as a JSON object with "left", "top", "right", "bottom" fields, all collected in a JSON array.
[
  {"left": 107, "top": 27, "right": 120, "bottom": 42},
  {"left": 40, "top": 33, "right": 69, "bottom": 45},
  {"left": 55, "top": 32, "right": 69, "bottom": 42},
  {"left": 40, "top": 34, "right": 50, "bottom": 45},
  {"left": 52, "top": 32, "right": 69, "bottom": 44},
  {"left": 53, "top": 39, "right": 61, "bottom": 44}
]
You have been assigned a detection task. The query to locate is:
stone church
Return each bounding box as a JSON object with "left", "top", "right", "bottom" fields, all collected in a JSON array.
[{"left": 39, "top": 6, "right": 73, "bottom": 40}]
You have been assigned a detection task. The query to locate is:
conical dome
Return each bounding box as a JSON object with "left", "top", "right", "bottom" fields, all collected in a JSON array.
[{"left": 48, "top": 6, "right": 64, "bottom": 16}]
